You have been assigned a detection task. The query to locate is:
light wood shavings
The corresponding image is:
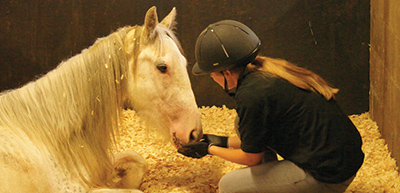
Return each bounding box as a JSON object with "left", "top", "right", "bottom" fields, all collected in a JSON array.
[
  {"left": 346, "top": 113, "right": 400, "bottom": 192},
  {"left": 115, "top": 107, "right": 400, "bottom": 193}
]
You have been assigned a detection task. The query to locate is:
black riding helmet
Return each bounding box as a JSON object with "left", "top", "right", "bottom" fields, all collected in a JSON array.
[{"left": 192, "top": 20, "right": 261, "bottom": 75}]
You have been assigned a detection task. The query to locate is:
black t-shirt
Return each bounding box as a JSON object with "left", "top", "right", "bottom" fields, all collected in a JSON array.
[{"left": 235, "top": 70, "right": 364, "bottom": 184}]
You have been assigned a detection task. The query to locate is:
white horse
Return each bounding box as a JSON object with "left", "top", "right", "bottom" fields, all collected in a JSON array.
[{"left": 0, "top": 6, "right": 202, "bottom": 193}]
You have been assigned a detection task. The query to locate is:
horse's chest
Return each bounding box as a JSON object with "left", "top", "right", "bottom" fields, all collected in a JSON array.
[{"left": 0, "top": 128, "right": 87, "bottom": 193}]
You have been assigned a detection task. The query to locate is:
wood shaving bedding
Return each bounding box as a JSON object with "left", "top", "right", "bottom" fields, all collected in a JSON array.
[{"left": 115, "top": 106, "right": 400, "bottom": 192}]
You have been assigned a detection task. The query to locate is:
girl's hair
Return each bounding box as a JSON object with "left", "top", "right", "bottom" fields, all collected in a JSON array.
[{"left": 245, "top": 56, "right": 339, "bottom": 100}]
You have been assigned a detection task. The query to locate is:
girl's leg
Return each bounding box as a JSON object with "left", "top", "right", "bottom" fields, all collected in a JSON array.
[{"left": 219, "top": 160, "right": 352, "bottom": 193}]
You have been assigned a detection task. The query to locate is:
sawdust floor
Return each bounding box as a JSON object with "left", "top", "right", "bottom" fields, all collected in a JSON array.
[{"left": 115, "top": 106, "right": 400, "bottom": 193}]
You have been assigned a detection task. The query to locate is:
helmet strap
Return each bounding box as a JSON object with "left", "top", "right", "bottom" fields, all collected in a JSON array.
[{"left": 221, "top": 71, "right": 236, "bottom": 98}]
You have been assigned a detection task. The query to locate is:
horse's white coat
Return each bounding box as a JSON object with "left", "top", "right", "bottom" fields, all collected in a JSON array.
[{"left": 0, "top": 6, "right": 201, "bottom": 193}]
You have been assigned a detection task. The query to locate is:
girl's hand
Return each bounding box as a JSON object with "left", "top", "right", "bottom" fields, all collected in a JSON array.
[{"left": 177, "top": 141, "right": 211, "bottom": 158}]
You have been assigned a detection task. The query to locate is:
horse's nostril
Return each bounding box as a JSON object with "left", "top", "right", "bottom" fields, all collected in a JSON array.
[
  {"left": 189, "top": 129, "right": 203, "bottom": 142},
  {"left": 189, "top": 130, "right": 196, "bottom": 141}
]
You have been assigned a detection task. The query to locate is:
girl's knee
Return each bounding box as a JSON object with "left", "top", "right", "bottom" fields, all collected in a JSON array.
[
  {"left": 218, "top": 173, "right": 230, "bottom": 193},
  {"left": 218, "top": 171, "right": 241, "bottom": 193},
  {"left": 218, "top": 169, "right": 249, "bottom": 193}
]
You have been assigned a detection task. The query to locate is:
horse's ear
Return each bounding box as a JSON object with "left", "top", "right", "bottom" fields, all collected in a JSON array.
[
  {"left": 160, "top": 7, "right": 177, "bottom": 30},
  {"left": 143, "top": 6, "right": 158, "bottom": 41}
]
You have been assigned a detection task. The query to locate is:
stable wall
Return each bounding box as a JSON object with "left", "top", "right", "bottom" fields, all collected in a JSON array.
[
  {"left": 0, "top": 0, "right": 370, "bottom": 115},
  {"left": 370, "top": 0, "right": 400, "bottom": 169}
]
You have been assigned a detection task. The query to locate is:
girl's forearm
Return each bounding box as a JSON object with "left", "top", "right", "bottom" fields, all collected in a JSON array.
[{"left": 208, "top": 145, "right": 263, "bottom": 166}]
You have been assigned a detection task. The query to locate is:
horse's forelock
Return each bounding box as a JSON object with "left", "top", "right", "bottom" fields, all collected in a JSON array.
[
  {"left": 126, "top": 24, "right": 184, "bottom": 82},
  {"left": 154, "top": 25, "right": 184, "bottom": 57}
]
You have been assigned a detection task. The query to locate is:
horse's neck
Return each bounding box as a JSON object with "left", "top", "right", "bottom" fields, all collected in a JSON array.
[
  {"left": 0, "top": 30, "right": 126, "bottom": 152},
  {"left": 0, "top": 27, "right": 130, "bottom": 187},
  {"left": 0, "top": 57, "right": 88, "bottom": 135},
  {"left": 0, "top": 29, "right": 126, "bottom": 133}
]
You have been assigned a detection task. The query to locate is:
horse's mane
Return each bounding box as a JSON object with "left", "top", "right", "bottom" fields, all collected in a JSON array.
[{"left": 0, "top": 26, "right": 131, "bottom": 187}]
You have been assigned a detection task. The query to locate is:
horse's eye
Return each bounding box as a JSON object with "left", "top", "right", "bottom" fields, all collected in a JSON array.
[{"left": 157, "top": 64, "right": 168, "bottom": 73}]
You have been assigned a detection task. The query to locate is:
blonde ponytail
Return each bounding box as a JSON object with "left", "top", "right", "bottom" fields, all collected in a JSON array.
[{"left": 249, "top": 56, "right": 338, "bottom": 100}]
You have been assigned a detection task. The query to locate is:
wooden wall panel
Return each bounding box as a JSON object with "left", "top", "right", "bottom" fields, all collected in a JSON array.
[{"left": 370, "top": 0, "right": 400, "bottom": 170}]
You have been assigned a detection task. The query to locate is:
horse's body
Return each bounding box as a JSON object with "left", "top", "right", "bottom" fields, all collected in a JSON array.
[{"left": 0, "top": 7, "right": 202, "bottom": 193}]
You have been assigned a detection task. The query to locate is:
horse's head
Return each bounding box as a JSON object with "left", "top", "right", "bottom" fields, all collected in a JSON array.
[{"left": 123, "top": 7, "right": 202, "bottom": 148}]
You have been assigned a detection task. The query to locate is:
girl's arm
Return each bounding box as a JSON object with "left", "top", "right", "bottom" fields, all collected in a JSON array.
[
  {"left": 208, "top": 145, "right": 264, "bottom": 166},
  {"left": 227, "top": 136, "right": 241, "bottom": 149}
]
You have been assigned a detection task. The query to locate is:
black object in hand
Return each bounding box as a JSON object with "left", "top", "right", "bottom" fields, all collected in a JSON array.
[
  {"left": 178, "top": 141, "right": 210, "bottom": 159},
  {"left": 202, "top": 134, "right": 228, "bottom": 148}
]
